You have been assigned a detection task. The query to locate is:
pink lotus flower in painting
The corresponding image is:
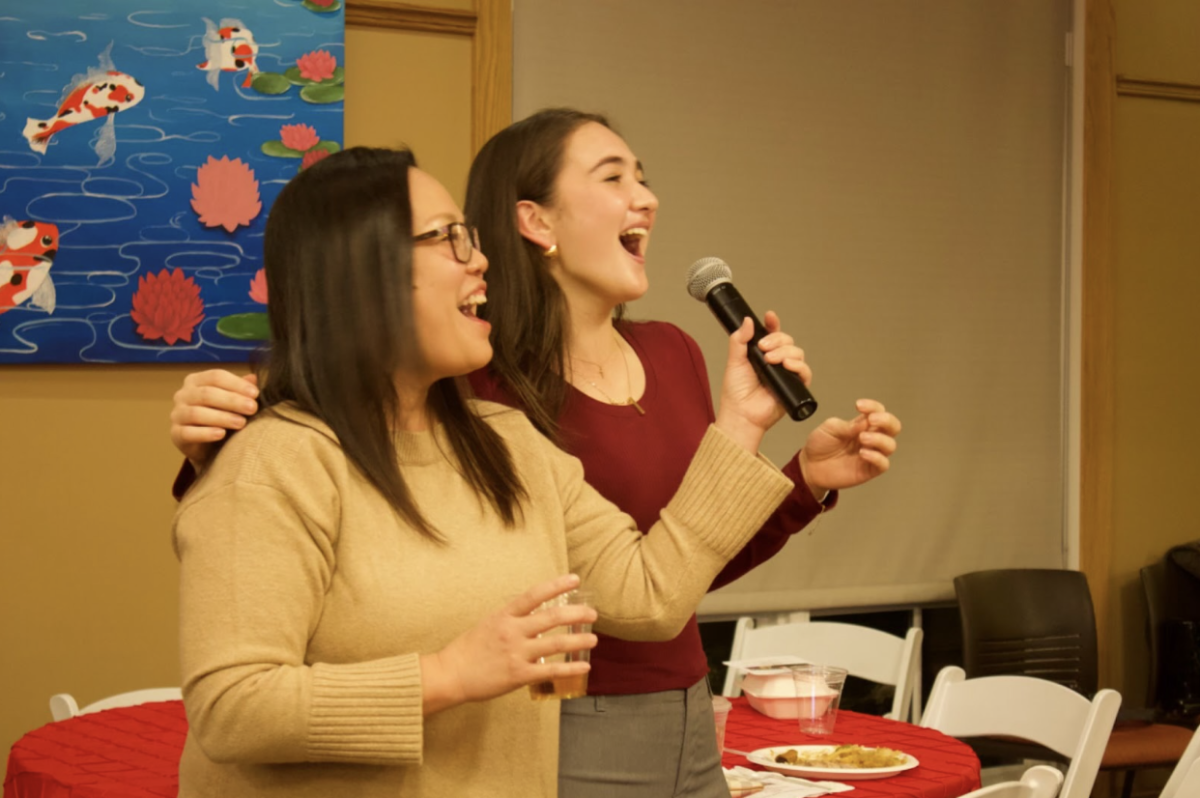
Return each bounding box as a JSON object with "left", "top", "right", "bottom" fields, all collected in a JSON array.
[
  {"left": 280, "top": 123, "right": 319, "bottom": 152},
  {"left": 131, "top": 268, "right": 205, "bottom": 345},
  {"left": 301, "top": 148, "right": 331, "bottom": 170},
  {"left": 296, "top": 49, "right": 337, "bottom": 82},
  {"left": 191, "top": 155, "right": 262, "bottom": 233},
  {"left": 249, "top": 268, "right": 268, "bottom": 304}
]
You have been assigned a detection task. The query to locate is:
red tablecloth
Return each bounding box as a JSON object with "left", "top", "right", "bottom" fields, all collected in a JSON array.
[
  {"left": 4, "top": 698, "right": 981, "bottom": 798},
  {"left": 4, "top": 702, "right": 185, "bottom": 798},
  {"left": 722, "top": 698, "right": 981, "bottom": 798}
]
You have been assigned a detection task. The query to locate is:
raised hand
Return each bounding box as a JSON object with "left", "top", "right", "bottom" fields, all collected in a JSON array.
[
  {"left": 799, "top": 399, "right": 901, "bottom": 496},
  {"left": 170, "top": 369, "right": 259, "bottom": 470},
  {"left": 420, "top": 574, "right": 598, "bottom": 716}
]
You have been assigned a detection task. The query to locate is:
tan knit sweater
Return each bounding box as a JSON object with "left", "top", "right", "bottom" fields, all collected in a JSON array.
[{"left": 173, "top": 400, "right": 791, "bottom": 798}]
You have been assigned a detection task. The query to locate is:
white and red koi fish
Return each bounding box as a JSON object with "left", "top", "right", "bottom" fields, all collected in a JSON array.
[
  {"left": 2, "top": 219, "right": 58, "bottom": 259},
  {"left": 198, "top": 18, "right": 260, "bottom": 89},
  {"left": 22, "top": 71, "right": 145, "bottom": 155},
  {"left": 0, "top": 219, "right": 59, "bottom": 316}
]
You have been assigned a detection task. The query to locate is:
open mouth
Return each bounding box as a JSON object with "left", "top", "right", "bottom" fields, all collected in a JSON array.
[
  {"left": 619, "top": 227, "right": 648, "bottom": 257},
  {"left": 458, "top": 294, "right": 486, "bottom": 317}
]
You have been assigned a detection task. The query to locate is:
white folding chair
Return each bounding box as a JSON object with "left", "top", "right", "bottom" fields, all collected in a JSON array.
[
  {"left": 957, "top": 765, "right": 1063, "bottom": 798},
  {"left": 49, "top": 688, "right": 182, "bottom": 721},
  {"left": 722, "top": 617, "right": 923, "bottom": 721},
  {"left": 1160, "top": 723, "right": 1200, "bottom": 798},
  {"left": 920, "top": 666, "right": 1120, "bottom": 798}
]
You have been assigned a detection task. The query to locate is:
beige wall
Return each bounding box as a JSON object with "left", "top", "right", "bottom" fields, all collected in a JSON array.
[
  {"left": 1108, "top": 0, "right": 1200, "bottom": 703},
  {"left": 0, "top": 20, "right": 473, "bottom": 759}
]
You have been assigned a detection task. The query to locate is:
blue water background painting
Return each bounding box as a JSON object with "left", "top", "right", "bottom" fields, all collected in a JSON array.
[{"left": 0, "top": 0, "right": 344, "bottom": 363}]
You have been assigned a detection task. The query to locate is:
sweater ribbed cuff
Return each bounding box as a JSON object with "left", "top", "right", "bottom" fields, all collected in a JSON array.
[
  {"left": 307, "top": 655, "right": 424, "bottom": 765},
  {"left": 666, "top": 425, "right": 793, "bottom": 559}
]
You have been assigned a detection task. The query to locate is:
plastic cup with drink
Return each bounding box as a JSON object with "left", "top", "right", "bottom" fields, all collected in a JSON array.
[
  {"left": 528, "top": 587, "right": 594, "bottom": 701},
  {"left": 712, "top": 695, "right": 732, "bottom": 753}
]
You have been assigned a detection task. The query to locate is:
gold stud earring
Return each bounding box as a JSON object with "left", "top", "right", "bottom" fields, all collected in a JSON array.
[{"left": 543, "top": 244, "right": 558, "bottom": 258}]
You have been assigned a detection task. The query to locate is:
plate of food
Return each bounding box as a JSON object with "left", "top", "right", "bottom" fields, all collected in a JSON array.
[{"left": 746, "top": 744, "right": 919, "bottom": 780}]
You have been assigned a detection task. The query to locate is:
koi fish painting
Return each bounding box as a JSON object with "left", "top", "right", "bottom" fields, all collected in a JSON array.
[{"left": 0, "top": 0, "right": 343, "bottom": 363}]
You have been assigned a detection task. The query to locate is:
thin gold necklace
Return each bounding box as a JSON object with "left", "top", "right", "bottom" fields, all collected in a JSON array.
[
  {"left": 583, "top": 329, "right": 645, "bottom": 415},
  {"left": 571, "top": 342, "right": 616, "bottom": 379}
]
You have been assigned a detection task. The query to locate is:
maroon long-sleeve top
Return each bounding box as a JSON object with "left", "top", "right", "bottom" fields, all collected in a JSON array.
[{"left": 471, "top": 321, "right": 831, "bottom": 695}]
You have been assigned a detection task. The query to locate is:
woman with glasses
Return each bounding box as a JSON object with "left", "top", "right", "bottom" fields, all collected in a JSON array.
[
  {"left": 169, "top": 110, "right": 901, "bottom": 797},
  {"left": 413, "top": 220, "right": 480, "bottom": 262},
  {"left": 173, "top": 145, "right": 798, "bottom": 798}
]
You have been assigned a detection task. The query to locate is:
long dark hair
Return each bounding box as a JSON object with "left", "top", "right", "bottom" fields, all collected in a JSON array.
[
  {"left": 259, "top": 146, "right": 524, "bottom": 540},
  {"left": 464, "top": 108, "right": 626, "bottom": 441}
]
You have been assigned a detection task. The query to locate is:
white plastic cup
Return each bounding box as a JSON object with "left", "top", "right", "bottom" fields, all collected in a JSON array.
[
  {"left": 712, "top": 695, "right": 732, "bottom": 753},
  {"left": 789, "top": 664, "right": 848, "bottom": 735}
]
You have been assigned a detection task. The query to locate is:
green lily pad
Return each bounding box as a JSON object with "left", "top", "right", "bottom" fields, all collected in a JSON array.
[
  {"left": 286, "top": 66, "right": 344, "bottom": 87},
  {"left": 302, "top": 0, "right": 342, "bottom": 12},
  {"left": 300, "top": 83, "right": 344, "bottom": 104},
  {"left": 251, "top": 72, "right": 292, "bottom": 95},
  {"left": 261, "top": 140, "right": 305, "bottom": 158},
  {"left": 284, "top": 66, "right": 312, "bottom": 86},
  {"left": 308, "top": 140, "right": 341, "bottom": 155},
  {"left": 217, "top": 312, "right": 270, "bottom": 341}
]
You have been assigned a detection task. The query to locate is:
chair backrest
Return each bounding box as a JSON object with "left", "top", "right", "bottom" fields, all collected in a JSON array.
[
  {"left": 1160, "top": 724, "right": 1200, "bottom": 798},
  {"left": 957, "top": 765, "right": 1064, "bottom": 798},
  {"left": 49, "top": 688, "right": 183, "bottom": 721},
  {"left": 954, "top": 569, "right": 1098, "bottom": 694},
  {"left": 1163, "top": 760, "right": 1200, "bottom": 798},
  {"left": 722, "top": 617, "right": 923, "bottom": 721},
  {"left": 920, "top": 666, "right": 1120, "bottom": 798},
  {"left": 1141, "top": 561, "right": 1167, "bottom": 708}
]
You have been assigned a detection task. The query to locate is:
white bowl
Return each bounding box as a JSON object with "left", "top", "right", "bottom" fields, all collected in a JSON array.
[
  {"left": 740, "top": 671, "right": 794, "bottom": 698},
  {"left": 744, "top": 690, "right": 801, "bottom": 719},
  {"left": 742, "top": 672, "right": 838, "bottom": 720}
]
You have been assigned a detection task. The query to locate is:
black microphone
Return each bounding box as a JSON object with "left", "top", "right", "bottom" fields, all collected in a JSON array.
[{"left": 686, "top": 257, "right": 817, "bottom": 422}]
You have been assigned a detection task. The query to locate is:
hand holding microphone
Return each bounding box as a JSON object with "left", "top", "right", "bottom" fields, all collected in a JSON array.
[
  {"left": 687, "top": 258, "right": 902, "bottom": 495},
  {"left": 687, "top": 257, "right": 818, "bottom": 422}
]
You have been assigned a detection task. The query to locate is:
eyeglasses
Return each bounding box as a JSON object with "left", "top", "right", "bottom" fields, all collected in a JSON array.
[{"left": 413, "top": 222, "right": 481, "bottom": 264}]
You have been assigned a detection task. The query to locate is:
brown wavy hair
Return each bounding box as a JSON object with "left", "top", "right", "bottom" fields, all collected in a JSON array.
[
  {"left": 464, "top": 108, "right": 627, "bottom": 442},
  {"left": 258, "top": 146, "right": 525, "bottom": 540}
]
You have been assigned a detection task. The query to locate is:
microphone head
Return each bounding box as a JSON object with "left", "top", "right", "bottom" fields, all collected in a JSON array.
[{"left": 686, "top": 257, "right": 733, "bottom": 301}]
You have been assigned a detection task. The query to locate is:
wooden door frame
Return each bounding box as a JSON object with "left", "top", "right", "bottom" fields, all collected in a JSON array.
[
  {"left": 1081, "top": 0, "right": 1113, "bottom": 679},
  {"left": 345, "top": 0, "right": 513, "bottom": 154}
]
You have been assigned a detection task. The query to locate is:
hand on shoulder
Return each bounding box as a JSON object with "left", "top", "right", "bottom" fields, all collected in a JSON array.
[{"left": 170, "top": 369, "right": 260, "bottom": 471}]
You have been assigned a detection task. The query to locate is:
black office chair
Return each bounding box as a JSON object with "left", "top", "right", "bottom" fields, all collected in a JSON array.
[
  {"left": 1143, "top": 561, "right": 1200, "bottom": 728},
  {"left": 1142, "top": 561, "right": 1167, "bottom": 713},
  {"left": 1162, "top": 545, "right": 1200, "bottom": 724},
  {"left": 954, "top": 568, "right": 1193, "bottom": 798}
]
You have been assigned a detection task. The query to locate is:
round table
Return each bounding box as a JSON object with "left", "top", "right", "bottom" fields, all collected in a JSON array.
[
  {"left": 722, "top": 697, "right": 982, "bottom": 798},
  {"left": 3, "top": 698, "right": 981, "bottom": 798},
  {"left": 4, "top": 702, "right": 185, "bottom": 798}
]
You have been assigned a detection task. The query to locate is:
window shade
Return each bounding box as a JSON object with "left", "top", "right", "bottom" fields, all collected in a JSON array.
[{"left": 512, "top": 0, "right": 1072, "bottom": 613}]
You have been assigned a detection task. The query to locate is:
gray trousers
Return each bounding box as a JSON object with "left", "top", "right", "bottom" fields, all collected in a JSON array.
[{"left": 557, "top": 676, "right": 731, "bottom": 798}]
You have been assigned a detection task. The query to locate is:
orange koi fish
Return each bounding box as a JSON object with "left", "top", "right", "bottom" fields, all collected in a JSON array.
[
  {"left": 22, "top": 71, "right": 145, "bottom": 155},
  {"left": 198, "top": 18, "right": 260, "bottom": 89},
  {"left": 0, "top": 220, "right": 59, "bottom": 316}
]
